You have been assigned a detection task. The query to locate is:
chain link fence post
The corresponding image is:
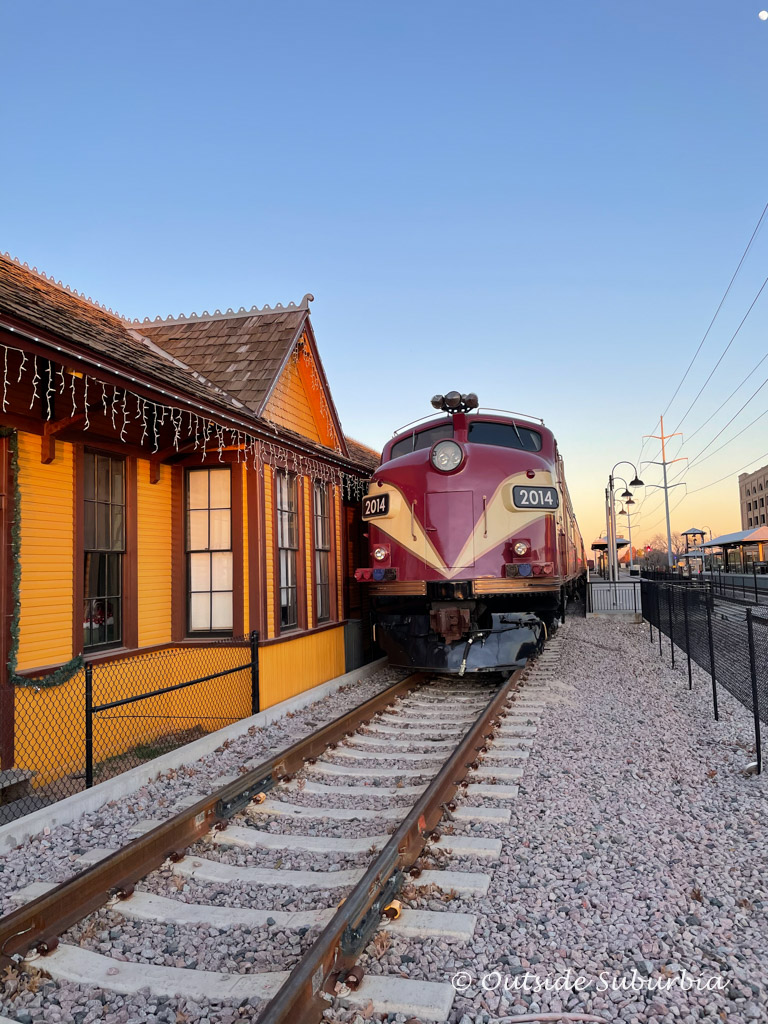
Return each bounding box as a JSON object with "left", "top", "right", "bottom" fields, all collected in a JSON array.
[
  {"left": 85, "top": 664, "right": 94, "bottom": 790},
  {"left": 683, "top": 587, "right": 692, "bottom": 689},
  {"left": 668, "top": 586, "right": 675, "bottom": 670},
  {"left": 656, "top": 584, "right": 662, "bottom": 657},
  {"left": 250, "top": 630, "right": 260, "bottom": 716},
  {"left": 705, "top": 597, "right": 718, "bottom": 721},
  {"left": 746, "top": 608, "right": 762, "bottom": 775}
]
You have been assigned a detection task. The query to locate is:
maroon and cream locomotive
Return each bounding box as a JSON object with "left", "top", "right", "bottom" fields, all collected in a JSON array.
[{"left": 355, "top": 392, "right": 586, "bottom": 674}]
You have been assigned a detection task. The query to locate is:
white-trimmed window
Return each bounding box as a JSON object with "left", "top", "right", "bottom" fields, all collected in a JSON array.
[
  {"left": 314, "top": 483, "right": 331, "bottom": 623},
  {"left": 83, "top": 452, "right": 125, "bottom": 649},
  {"left": 186, "top": 468, "right": 233, "bottom": 634},
  {"left": 276, "top": 470, "right": 299, "bottom": 630}
]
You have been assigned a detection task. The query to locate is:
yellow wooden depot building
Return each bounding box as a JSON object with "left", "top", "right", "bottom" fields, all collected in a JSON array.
[{"left": 0, "top": 254, "right": 378, "bottom": 805}]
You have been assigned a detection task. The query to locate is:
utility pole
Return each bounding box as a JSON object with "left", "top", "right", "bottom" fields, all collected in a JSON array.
[{"left": 643, "top": 415, "right": 687, "bottom": 568}]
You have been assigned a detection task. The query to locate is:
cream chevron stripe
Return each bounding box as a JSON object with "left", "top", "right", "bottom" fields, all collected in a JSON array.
[
  {"left": 367, "top": 472, "right": 560, "bottom": 580},
  {"left": 365, "top": 483, "right": 453, "bottom": 577},
  {"left": 447, "top": 471, "right": 556, "bottom": 577}
]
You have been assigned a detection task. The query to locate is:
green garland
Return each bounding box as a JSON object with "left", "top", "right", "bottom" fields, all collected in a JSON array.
[{"left": 1, "top": 428, "right": 83, "bottom": 688}]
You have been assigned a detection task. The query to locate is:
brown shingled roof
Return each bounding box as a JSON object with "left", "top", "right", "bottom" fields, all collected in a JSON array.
[
  {"left": 139, "top": 310, "right": 306, "bottom": 416},
  {"left": 0, "top": 254, "right": 242, "bottom": 413},
  {"left": 345, "top": 436, "right": 380, "bottom": 472}
]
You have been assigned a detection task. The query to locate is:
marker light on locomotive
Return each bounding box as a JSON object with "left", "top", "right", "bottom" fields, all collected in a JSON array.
[
  {"left": 430, "top": 439, "right": 464, "bottom": 472},
  {"left": 513, "top": 541, "right": 529, "bottom": 556}
]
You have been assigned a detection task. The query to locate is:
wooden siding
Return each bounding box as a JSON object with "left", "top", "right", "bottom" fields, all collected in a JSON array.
[
  {"left": 17, "top": 432, "right": 74, "bottom": 671},
  {"left": 137, "top": 460, "right": 173, "bottom": 648},
  {"left": 264, "top": 466, "right": 275, "bottom": 638},
  {"left": 259, "top": 625, "right": 345, "bottom": 710},
  {"left": 264, "top": 350, "right": 321, "bottom": 442}
]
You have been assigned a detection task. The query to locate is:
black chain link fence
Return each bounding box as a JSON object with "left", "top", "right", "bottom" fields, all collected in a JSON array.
[
  {"left": 641, "top": 580, "right": 766, "bottom": 772},
  {"left": 643, "top": 566, "right": 768, "bottom": 608},
  {"left": 2, "top": 634, "right": 258, "bottom": 825}
]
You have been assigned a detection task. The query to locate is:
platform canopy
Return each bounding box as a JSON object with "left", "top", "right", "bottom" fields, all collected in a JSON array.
[
  {"left": 701, "top": 527, "right": 768, "bottom": 548},
  {"left": 681, "top": 527, "right": 707, "bottom": 537},
  {"left": 591, "top": 536, "right": 631, "bottom": 550}
]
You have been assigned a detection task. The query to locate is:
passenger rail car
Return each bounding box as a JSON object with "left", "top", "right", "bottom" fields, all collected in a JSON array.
[{"left": 354, "top": 392, "right": 586, "bottom": 674}]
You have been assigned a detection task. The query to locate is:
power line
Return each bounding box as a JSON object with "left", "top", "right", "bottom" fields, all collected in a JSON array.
[
  {"left": 670, "top": 273, "right": 768, "bottom": 434},
  {"left": 635, "top": 200, "right": 768, "bottom": 468},
  {"left": 688, "top": 448, "right": 768, "bottom": 495}
]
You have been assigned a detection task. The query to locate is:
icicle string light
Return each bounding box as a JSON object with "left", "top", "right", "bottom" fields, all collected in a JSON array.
[
  {"left": 28, "top": 356, "right": 39, "bottom": 411},
  {"left": 0, "top": 342, "right": 370, "bottom": 497},
  {"left": 46, "top": 362, "right": 54, "bottom": 421}
]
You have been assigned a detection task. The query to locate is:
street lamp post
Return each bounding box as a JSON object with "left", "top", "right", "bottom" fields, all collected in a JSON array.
[
  {"left": 607, "top": 462, "right": 644, "bottom": 580},
  {"left": 614, "top": 476, "right": 636, "bottom": 571}
]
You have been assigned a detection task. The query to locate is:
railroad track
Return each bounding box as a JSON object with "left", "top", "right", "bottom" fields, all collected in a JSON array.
[{"left": 0, "top": 640, "right": 561, "bottom": 1024}]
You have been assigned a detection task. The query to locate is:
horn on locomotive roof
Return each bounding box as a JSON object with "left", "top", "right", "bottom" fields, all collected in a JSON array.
[{"left": 431, "top": 392, "right": 479, "bottom": 414}]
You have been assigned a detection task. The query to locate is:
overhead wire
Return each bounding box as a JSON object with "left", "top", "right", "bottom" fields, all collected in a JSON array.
[{"left": 633, "top": 200, "right": 768, "bottom": 470}]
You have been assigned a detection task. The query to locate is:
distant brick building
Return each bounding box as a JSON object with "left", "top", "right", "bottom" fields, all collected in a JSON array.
[{"left": 739, "top": 464, "right": 768, "bottom": 529}]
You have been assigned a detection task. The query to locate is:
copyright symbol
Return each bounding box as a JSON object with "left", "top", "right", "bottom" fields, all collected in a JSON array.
[{"left": 451, "top": 970, "right": 473, "bottom": 991}]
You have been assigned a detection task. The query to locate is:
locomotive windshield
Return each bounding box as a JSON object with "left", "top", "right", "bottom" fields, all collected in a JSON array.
[
  {"left": 389, "top": 422, "right": 453, "bottom": 461},
  {"left": 468, "top": 421, "right": 542, "bottom": 451}
]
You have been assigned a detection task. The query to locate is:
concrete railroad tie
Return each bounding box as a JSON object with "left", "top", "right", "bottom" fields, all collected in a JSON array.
[
  {"left": 29, "top": 945, "right": 455, "bottom": 1022},
  {"left": 74, "top": 849, "right": 492, "bottom": 896},
  {"left": 11, "top": 882, "right": 478, "bottom": 942}
]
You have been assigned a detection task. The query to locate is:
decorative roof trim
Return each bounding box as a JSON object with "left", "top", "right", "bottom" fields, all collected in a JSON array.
[
  {"left": 1, "top": 252, "right": 130, "bottom": 322},
  {"left": 133, "top": 294, "right": 315, "bottom": 326},
  {"left": 1, "top": 254, "right": 315, "bottom": 328}
]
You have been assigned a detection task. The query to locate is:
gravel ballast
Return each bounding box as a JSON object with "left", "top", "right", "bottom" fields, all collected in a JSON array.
[
  {"left": 352, "top": 618, "right": 767, "bottom": 1024},
  {"left": 2, "top": 619, "right": 767, "bottom": 1024}
]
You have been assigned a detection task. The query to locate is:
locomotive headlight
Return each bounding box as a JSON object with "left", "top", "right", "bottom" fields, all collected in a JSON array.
[
  {"left": 373, "top": 546, "right": 388, "bottom": 561},
  {"left": 430, "top": 439, "right": 464, "bottom": 472},
  {"left": 514, "top": 541, "right": 529, "bottom": 556}
]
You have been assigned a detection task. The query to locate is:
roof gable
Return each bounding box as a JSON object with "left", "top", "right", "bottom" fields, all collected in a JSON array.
[
  {"left": 139, "top": 306, "right": 308, "bottom": 416},
  {"left": 264, "top": 334, "right": 341, "bottom": 451}
]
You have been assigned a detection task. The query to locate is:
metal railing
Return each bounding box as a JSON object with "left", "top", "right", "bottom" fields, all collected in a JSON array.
[
  {"left": 641, "top": 580, "right": 766, "bottom": 773},
  {"left": 2, "top": 633, "right": 259, "bottom": 825},
  {"left": 586, "top": 580, "right": 641, "bottom": 614}
]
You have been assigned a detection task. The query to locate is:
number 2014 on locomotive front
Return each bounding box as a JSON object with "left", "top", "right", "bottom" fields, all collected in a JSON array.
[
  {"left": 363, "top": 493, "right": 390, "bottom": 518},
  {"left": 512, "top": 485, "right": 559, "bottom": 509}
]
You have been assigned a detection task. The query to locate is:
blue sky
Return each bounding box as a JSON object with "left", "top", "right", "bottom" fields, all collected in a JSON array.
[{"left": 2, "top": 1, "right": 768, "bottom": 547}]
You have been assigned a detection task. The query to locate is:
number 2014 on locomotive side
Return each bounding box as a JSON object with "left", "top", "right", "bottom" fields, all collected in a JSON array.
[
  {"left": 512, "top": 485, "right": 559, "bottom": 509},
  {"left": 363, "top": 493, "right": 390, "bottom": 518}
]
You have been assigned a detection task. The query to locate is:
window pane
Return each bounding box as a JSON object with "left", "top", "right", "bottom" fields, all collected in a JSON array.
[
  {"left": 280, "top": 549, "right": 296, "bottom": 587},
  {"left": 187, "top": 510, "right": 209, "bottom": 550},
  {"left": 96, "top": 456, "right": 111, "bottom": 501},
  {"left": 211, "top": 551, "right": 233, "bottom": 590},
  {"left": 105, "top": 598, "right": 120, "bottom": 643},
  {"left": 280, "top": 587, "right": 297, "bottom": 628},
  {"left": 96, "top": 503, "right": 110, "bottom": 550},
  {"left": 111, "top": 506, "right": 125, "bottom": 551},
  {"left": 111, "top": 463, "right": 124, "bottom": 505},
  {"left": 209, "top": 469, "right": 231, "bottom": 509},
  {"left": 84, "top": 501, "right": 96, "bottom": 549},
  {"left": 90, "top": 599, "right": 106, "bottom": 645},
  {"left": 105, "top": 553, "right": 121, "bottom": 597},
  {"left": 189, "top": 552, "right": 211, "bottom": 592},
  {"left": 187, "top": 471, "right": 209, "bottom": 510},
  {"left": 190, "top": 593, "right": 211, "bottom": 631},
  {"left": 211, "top": 592, "right": 233, "bottom": 630},
  {"left": 209, "top": 509, "right": 231, "bottom": 550},
  {"left": 84, "top": 457, "right": 95, "bottom": 500}
]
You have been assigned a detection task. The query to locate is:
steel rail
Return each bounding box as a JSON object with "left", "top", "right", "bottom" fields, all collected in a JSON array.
[
  {"left": 256, "top": 665, "right": 525, "bottom": 1024},
  {"left": 0, "top": 672, "right": 426, "bottom": 968}
]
